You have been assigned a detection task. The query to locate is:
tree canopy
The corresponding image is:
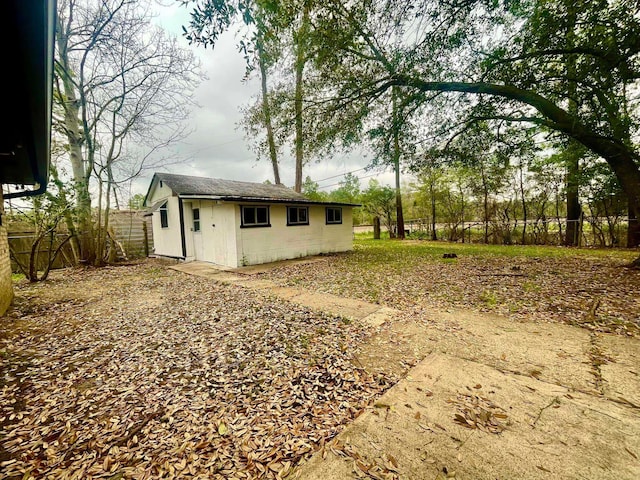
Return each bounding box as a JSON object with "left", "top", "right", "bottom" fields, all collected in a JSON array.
[{"left": 180, "top": 0, "right": 640, "bottom": 249}]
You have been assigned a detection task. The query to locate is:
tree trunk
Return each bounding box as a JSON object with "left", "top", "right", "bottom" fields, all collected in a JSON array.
[
  {"left": 519, "top": 161, "right": 528, "bottom": 245},
  {"left": 430, "top": 181, "right": 437, "bottom": 241},
  {"left": 481, "top": 166, "right": 489, "bottom": 244},
  {"left": 392, "top": 87, "right": 405, "bottom": 239},
  {"left": 56, "top": 18, "right": 95, "bottom": 264},
  {"left": 257, "top": 39, "right": 280, "bottom": 184},
  {"left": 459, "top": 184, "right": 465, "bottom": 243},
  {"left": 50, "top": 164, "right": 80, "bottom": 263},
  {"left": 373, "top": 216, "right": 381, "bottom": 240},
  {"left": 564, "top": 2, "right": 582, "bottom": 247},
  {"left": 293, "top": 6, "right": 310, "bottom": 192},
  {"left": 629, "top": 205, "right": 639, "bottom": 248},
  {"left": 564, "top": 149, "right": 582, "bottom": 246}
]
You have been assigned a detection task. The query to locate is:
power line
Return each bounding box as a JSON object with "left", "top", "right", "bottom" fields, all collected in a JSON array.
[
  {"left": 319, "top": 171, "right": 385, "bottom": 189},
  {"left": 315, "top": 167, "right": 367, "bottom": 183}
]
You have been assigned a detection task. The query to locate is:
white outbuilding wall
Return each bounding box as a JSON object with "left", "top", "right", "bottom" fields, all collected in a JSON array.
[
  {"left": 183, "top": 201, "right": 238, "bottom": 267},
  {"left": 235, "top": 204, "right": 353, "bottom": 266},
  {"left": 149, "top": 185, "right": 354, "bottom": 267},
  {"left": 148, "top": 183, "right": 183, "bottom": 258}
]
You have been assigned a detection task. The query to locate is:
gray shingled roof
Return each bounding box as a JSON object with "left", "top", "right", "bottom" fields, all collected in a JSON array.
[{"left": 148, "top": 172, "right": 358, "bottom": 206}]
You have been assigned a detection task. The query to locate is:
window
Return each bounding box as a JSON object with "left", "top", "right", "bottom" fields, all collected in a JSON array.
[
  {"left": 193, "top": 208, "right": 200, "bottom": 232},
  {"left": 160, "top": 201, "right": 168, "bottom": 228},
  {"left": 326, "top": 207, "right": 342, "bottom": 224},
  {"left": 241, "top": 205, "right": 270, "bottom": 227},
  {"left": 287, "top": 206, "right": 309, "bottom": 226}
]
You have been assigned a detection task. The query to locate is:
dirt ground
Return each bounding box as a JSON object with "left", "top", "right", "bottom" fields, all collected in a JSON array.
[
  {"left": 1, "top": 262, "right": 391, "bottom": 479},
  {"left": 1, "top": 256, "right": 640, "bottom": 479}
]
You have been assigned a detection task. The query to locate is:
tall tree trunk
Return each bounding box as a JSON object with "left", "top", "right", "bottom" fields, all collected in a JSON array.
[
  {"left": 482, "top": 166, "right": 489, "bottom": 244},
  {"left": 459, "top": 184, "right": 465, "bottom": 243},
  {"left": 564, "top": 143, "right": 582, "bottom": 246},
  {"left": 430, "top": 180, "right": 437, "bottom": 241},
  {"left": 392, "top": 87, "right": 405, "bottom": 239},
  {"left": 257, "top": 39, "right": 280, "bottom": 184},
  {"left": 95, "top": 177, "right": 104, "bottom": 265},
  {"left": 563, "top": 2, "right": 582, "bottom": 246},
  {"left": 56, "top": 18, "right": 95, "bottom": 264},
  {"left": 519, "top": 161, "right": 528, "bottom": 245},
  {"left": 293, "top": 6, "right": 310, "bottom": 193}
]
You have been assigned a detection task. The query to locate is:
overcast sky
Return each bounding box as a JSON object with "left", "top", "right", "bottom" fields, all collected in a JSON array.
[{"left": 130, "top": 2, "right": 399, "bottom": 197}]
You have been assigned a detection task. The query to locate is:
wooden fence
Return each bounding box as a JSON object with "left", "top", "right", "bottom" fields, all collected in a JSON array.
[
  {"left": 107, "top": 210, "right": 154, "bottom": 260},
  {"left": 8, "top": 210, "right": 154, "bottom": 273}
]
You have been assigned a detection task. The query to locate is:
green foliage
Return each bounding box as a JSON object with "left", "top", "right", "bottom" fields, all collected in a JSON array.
[
  {"left": 328, "top": 173, "right": 361, "bottom": 204},
  {"left": 360, "top": 179, "right": 395, "bottom": 232},
  {"left": 301, "top": 176, "right": 328, "bottom": 202},
  {"left": 11, "top": 273, "right": 25, "bottom": 282},
  {"left": 128, "top": 194, "right": 146, "bottom": 210}
]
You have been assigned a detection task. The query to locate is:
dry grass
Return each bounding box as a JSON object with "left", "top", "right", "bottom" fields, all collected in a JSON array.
[{"left": 259, "top": 239, "right": 640, "bottom": 335}]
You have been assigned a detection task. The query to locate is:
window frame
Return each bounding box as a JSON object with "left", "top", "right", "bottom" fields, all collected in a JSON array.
[
  {"left": 192, "top": 207, "right": 201, "bottom": 232},
  {"left": 240, "top": 205, "right": 271, "bottom": 228},
  {"left": 325, "top": 206, "right": 343, "bottom": 225},
  {"left": 286, "top": 206, "right": 309, "bottom": 226},
  {"left": 159, "top": 201, "right": 169, "bottom": 228}
]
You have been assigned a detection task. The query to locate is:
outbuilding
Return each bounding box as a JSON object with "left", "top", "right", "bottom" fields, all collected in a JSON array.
[{"left": 143, "top": 173, "right": 358, "bottom": 267}]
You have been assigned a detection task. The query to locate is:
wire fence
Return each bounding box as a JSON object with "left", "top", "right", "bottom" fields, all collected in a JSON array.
[{"left": 356, "top": 216, "right": 631, "bottom": 247}]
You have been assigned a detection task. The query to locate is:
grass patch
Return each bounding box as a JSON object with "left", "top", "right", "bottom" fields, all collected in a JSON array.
[
  {"left": 11, "top": 273, "right": 25, "bottom": 282},
  {"left": 522, "top": 281, "right": 541, "bottom": 293},
  {"left": 480, "top": 290, "right": 499, "bottom": 308},
  {"left": 351, "top": 236, "right": 638, "bottom": 263}
]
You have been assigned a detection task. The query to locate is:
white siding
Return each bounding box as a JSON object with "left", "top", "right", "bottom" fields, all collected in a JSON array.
[
  {"left": 148, "top": 182, "right": 183, "bottom": 258},
  {"left": 147, "top": 174, "right": 353, "bottom": 267},
  {"left": 236, "top": 204, "right": 353, "bottom": 266},
  {"left": 181, "top": 201, "right": 238, "bottom": 267}
]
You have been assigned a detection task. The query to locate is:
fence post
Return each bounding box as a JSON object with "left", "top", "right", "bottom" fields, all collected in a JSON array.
[{"left": 143, "top": 220, "right": 149, "bottom": 257}]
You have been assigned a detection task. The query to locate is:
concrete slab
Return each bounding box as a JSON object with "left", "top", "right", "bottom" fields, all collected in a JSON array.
[
  {"left": 294, "top": 353, "right": 640, "bottom": 480},
  {"left": 169, "top": 261, "right": 233, "bottom": 276},
  {"left": 230, "top": 256, "right": 327, "bottom": 275},
  {"left": 170, "top": 261, "right": 398, "bottom": 328},
  {"left": 422, "top": 307, "right": 596, "bottom": 393},
  {"left": 361, "top": 307, "right": 401, "bottom": 327},
  {"left": 599, "top": 334, "right": 640, "bottom": 407},
  {"left": 286, "top": 291, "right": 381, "bottom": 320}
]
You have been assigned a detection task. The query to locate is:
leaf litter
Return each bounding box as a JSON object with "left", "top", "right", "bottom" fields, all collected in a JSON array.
[
  {"left": 1, "top": 262, "right": 394, "bottom": 479},
  {"left": 448, "top": 393, "right": 508, "bottom": 434},
  {"left": 258, "top": 245, "right": 640, "bottom": 336}
]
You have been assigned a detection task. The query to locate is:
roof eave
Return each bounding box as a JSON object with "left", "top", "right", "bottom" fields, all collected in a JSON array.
[{"left": 177, "top": 193, "right": 360, "bottom": 207}]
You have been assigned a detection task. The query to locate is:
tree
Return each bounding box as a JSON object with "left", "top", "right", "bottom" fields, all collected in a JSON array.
[
  {"left": 304, "top": 0, "right": 640, "bottom": 250},
  {"left": 9, "top": 166, "right": 76, "bottom": 282},
  {"left": 54, "top": 0, "right": 200, "bottom": 264},
  {"left": 414, "top": 153, "right": 444, "bottom": 240},
  {"left": 329, "top": 172, "right": 361, "bottom": 205},
  {"left": 183, "top": 0, "right": 317, "bottom": 189},
  {"left": 128, "top": 194, "right": 146, "bottom": 210},
  {"left": 361, "top": 180, "right": 395, "bottom": 236},
  {"left": 183, "top": 0, "right": 284, "bottom": 184},
  {"left": 301, "top": 176, "right": 328, "bottom": 202}
]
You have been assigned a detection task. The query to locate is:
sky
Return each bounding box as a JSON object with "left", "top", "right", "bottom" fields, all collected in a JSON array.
[{"left": 130, "top": 2, "right": 399, "bottom": 198}]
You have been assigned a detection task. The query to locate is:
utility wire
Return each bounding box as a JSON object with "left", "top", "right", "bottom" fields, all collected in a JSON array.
[
  {"left": 315, "top": 167, "right": 367, "bottom": 183},
  {"left": 319, "top": 171, "right": 385, "bottom": 189}
]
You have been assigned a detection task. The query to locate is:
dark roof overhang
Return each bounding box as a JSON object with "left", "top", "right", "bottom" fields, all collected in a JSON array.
[
  {"left": 177, "top": 194, "right": 361, "bottom": 207},
  {"left": 0, "top": 0, "right": 56, "bottom": 198}
]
